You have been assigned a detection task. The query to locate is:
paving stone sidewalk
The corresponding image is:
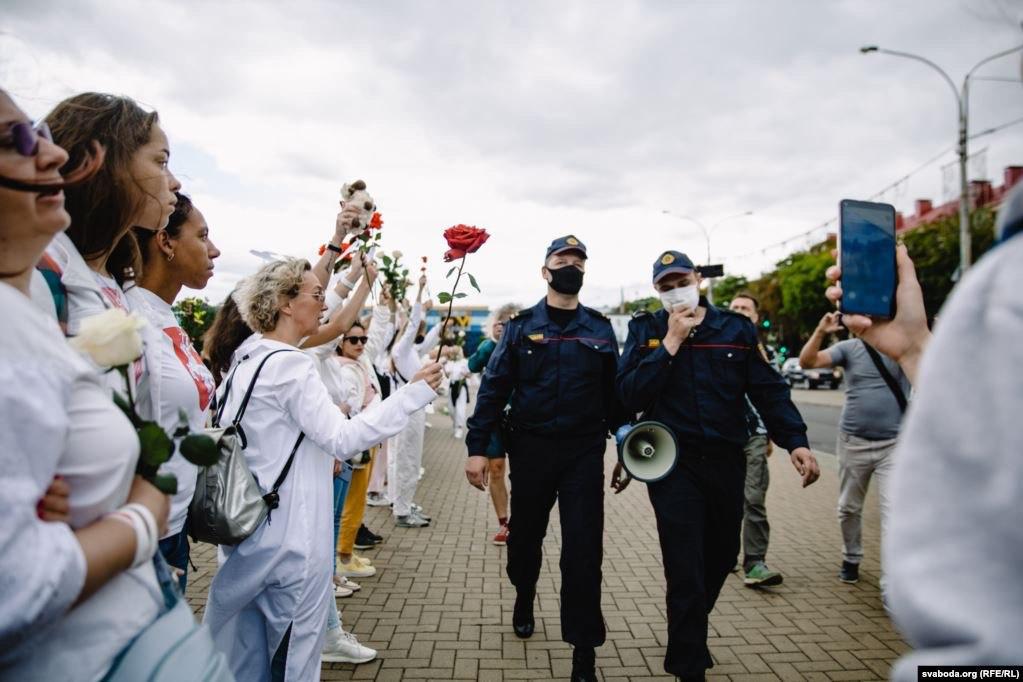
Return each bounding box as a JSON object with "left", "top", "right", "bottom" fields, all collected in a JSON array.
[{"left": 186, "top": 409, "right": 904, "bottom": 681}]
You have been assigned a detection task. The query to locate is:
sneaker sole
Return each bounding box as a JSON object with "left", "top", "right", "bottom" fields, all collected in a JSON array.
[
  {"left": 321, "top": 652, "right": 376, "bottom": 664},
  {"left": 353, "top": 542, "right": 375, "bottom": 550},
  {"left": 334, "top": 588, "right": 353, "bottom": 598},
  {"left": 492, "top": 539, "right": 507, "bottom": 546},
  {"left": 839, "top": 576, "right": 859, "bottom": 584},
  {"left": 744, "top": 574, "right": 784, "bottom": 587},
  {"left": 341, "top": 568, "right": 377, "bottom": 578}
]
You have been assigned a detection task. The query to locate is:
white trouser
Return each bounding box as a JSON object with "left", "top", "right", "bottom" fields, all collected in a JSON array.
[
  {"left": 389, "top": 409, "right": 425, "bottom": 517},
  {"left": 836, "top": 431, "right": 896, "bottom": 567},
  {"left": 449, "top": 388, "right": 467, "bottom": 431},
  {"left": 368, "top": 440, "right": 388, "bottom": 496}
]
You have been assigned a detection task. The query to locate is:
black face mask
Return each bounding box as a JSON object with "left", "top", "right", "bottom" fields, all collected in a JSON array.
[
  {"left": 546, "top": 265, "right": 584, "bottom": 295},
  {"left": 415, "top": 334, "right": 425, "bottom": 344}
]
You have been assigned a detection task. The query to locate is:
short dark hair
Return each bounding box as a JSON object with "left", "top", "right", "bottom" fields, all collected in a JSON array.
[
  {"left": 732, "top": 291, "right": 759, "bottom": 310},
  {"left": 135, "top": 191, "right": 193, "bottom": 264}
]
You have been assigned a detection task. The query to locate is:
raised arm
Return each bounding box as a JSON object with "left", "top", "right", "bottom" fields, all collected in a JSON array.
[
  {"left": 392, "top": 301, "right": 423, "bottom": 380},
  {"left": 301, "top": 260, "right": 378, "bottom": 350},
  {"left": 798, "top": 312, "right": 840, "bottom": 369}
]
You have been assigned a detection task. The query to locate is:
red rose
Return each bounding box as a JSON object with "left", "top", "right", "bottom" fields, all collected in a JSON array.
[
  {"left": 443, "top": 224, "right": 489, "bottom": 258},
  {"left": 370, "top": 212, "right": 384, "bottom": 229}
]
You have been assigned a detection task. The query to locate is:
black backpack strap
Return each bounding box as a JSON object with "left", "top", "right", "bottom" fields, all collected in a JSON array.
[
  {"left": 861, "top": 340, "right": 908, "bottom": 413},
  {"left": 262, "top": 432, "right": 305, "bottom": 521}
]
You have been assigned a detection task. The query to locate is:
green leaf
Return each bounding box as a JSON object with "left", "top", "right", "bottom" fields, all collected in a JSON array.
[
  {"left": 152, "top": 473, "right": 178, "bottom": 495},
  {"left": 454, "top": 292, "right": 467, "bottom": 298},
  {"left": 437, "top": 292, "right": 452, "bottom": 304},
  {"left": 467, "top": 273, "right": 480, "bottom": 292},
  {"left": 446, "top": 266, "right": 457, "bottom": 278},
  {"left": 180, "top": 433, "right": 220, "bottom": 466},
  {"left": 138, "top": 422, "right": 173, "bottom": 468},
  {"left": 381, "top": 254, "right": 392, "bottom": 267}
]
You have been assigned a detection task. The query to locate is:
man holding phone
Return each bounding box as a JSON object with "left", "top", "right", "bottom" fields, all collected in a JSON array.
[
  {"left": 615, "top": 250, "right": 819, "bottom": 681},
  {"left": 798, "top": 311, "right": 910, "bottom": 586}
]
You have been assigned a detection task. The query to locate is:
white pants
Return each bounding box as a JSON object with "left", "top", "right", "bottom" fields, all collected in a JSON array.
[
  {"left": 836, "top": 431, "right": 896, "bottom": 566},
  {"left": 367, "top": 440, "right": 388, "bottom": 496},
  {"left": 388, "top": 409, "right": 425, "bottom": 517},
  {"left": 449, "top": 384, "right": 467, "bottom": 431}
]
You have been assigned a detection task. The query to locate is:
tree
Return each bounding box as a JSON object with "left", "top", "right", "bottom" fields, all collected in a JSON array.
[
  {"left": 900, "top": 206, "right": 995, "bottom": 321},
  {"left": 711, "top": 274, "right": 749, "bottom": 307},
  {"left": 172, "top": 297, "right": 217, "bottom": 354}
]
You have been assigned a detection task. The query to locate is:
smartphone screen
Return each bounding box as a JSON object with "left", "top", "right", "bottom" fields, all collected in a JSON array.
[{"left": 839, "top": 199, "right": 897, "bottom": 318}]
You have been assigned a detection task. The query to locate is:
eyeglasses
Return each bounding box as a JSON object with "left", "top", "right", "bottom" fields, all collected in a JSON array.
[
  {"left": 1, "top": 121, "right": 53, "bottom": 157},
  {"left": 297, "top": 290, "right": 326, "bottom": 303},
  {"left": 344, "top": 336, "right": 369, "bottom": 345}
]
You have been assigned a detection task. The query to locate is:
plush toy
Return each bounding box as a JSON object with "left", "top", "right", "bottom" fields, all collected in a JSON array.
[{"left": 339, "top": 179, "right": 377, "bottom": 238}]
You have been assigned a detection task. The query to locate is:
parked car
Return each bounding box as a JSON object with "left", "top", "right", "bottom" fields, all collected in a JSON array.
[{"left": 781, "top": 358, "right": 841, "bottom": 389}]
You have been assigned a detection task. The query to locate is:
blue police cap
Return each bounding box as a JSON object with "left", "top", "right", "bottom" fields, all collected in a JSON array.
[
  {"left": 545, "top": 235, "right": 588, "bottom": 260},
  {"left": 652, "top": 250, "right": 695, "bottom": 283}
]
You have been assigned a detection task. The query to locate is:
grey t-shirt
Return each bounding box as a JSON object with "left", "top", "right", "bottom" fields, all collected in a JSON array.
[{"left": 827, "top": 338, "right": 911, "bottom": 440}]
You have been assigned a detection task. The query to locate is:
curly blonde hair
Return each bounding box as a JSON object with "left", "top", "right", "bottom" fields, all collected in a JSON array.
[
  {"left": 232, "top": 258, "right": 311, "bottom": 333},
  {"left": 486, "top": 303, "right": 520, "bottom": 338}
]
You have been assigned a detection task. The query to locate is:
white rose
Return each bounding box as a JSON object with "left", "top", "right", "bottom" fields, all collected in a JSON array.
[
  {"left": 70, "top": 308, "right": 145, "bottom": 368},
  {"left": 392, "top": 250, "right": 403, "bottom": 259}
]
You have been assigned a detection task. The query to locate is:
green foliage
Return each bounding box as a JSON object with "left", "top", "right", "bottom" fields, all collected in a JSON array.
[
  {"left": 180, "top": 433, "right": 220, "bottom": 466},
  {"left": 901, "top": 206, "right": 995, "bottom": 320},
  {"left": 172, "top": 297, "right": 217, "bottom": 354},
  {"left": 437, "top": 292, "right": 452, "bottom": 304},
  {"left": 711, "top": 275, "right": 750, "bottom": 307},
  {"left": 622, "top": 296, "right": 661, "bottom": 314},
  {"left": 775, "top": 246, "right": 834, "bottom": 342}
]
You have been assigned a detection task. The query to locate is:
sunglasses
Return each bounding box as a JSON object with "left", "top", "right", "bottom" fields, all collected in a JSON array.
[
  {"left": 1, "top": 121, "right": 53, "bottom": 157},
  {"left": 297, "top": 290, "right": 326, "bottom": 303},
  {"left": 344, "top": 336, "right": 369, "bottom": 345}
]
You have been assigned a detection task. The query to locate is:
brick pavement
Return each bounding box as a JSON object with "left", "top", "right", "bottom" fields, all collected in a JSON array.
[{"left": 186, "top": 404, "right": 904, "bottom": 681}]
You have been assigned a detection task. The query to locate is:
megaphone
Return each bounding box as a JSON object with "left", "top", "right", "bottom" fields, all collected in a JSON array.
[{"left": 615, "top": 421, "right": 678, "bottom": 483}]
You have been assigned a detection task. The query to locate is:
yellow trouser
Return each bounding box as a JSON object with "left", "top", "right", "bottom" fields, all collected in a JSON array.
[{"left": 338, "top": 449, "right": 375, "bottom": 555}]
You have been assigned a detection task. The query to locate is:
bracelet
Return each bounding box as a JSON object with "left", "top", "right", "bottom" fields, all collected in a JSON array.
[
  {"left": 106, "top": 504, "right": 156, "bottom": 568},
  {"left": 339, "top": 277, "right": 357, "bottom": 291},
  {"left": 124, "top": 502, "right": 159, "bottom": 566},
  {"left": 318, "top": 243, "right": 343, "bottom": 257}
]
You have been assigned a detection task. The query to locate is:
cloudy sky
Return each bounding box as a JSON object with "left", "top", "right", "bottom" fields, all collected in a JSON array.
[{"left": 3, "top": 0, "right": 1021, "bottom": 309}]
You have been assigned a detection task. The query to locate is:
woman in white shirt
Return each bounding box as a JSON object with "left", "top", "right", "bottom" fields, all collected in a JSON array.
[
  {"left": 0, "top": 88, "right": 192, "bottom": 680},
  {"left": 203, "top": 257, "right": 443, "bottom": 682},
  {"left": 40, "top": 93, "right": 181, "bottom": 399},
  {"left": 127, "top": 192, "right": 220, "bottom": 590}
]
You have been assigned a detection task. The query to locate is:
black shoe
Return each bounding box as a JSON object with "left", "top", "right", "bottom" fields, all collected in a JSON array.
[
  {"left": 839, "top": 561, "right": 860, "bottom": 584},
  {"left": 512, "top": 588, "right": 534, "bottom": 638},
  {"left": 354, "top": 524, "right": 383, "bottom": 550},
  {"left": 571, "top": 646, "right": 597, "bottom": 682}
]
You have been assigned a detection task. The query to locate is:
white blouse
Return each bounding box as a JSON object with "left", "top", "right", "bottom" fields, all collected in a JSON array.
[
  {"left": 129, "top": 287, "right": 216, "bottom": 538},
  {"left": 0, "top": 282, "right": 162, "bottom": 682}
]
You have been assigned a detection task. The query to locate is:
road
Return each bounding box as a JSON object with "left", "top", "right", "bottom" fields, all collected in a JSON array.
[{"left": 788, "top": 389, "right": 842, "bottom": 456}]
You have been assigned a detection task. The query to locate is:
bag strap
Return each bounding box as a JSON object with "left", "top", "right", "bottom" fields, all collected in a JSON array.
[
  {"left": 262, "top": 432, "right": 305, "bottom": 518},
  {"left": 230, "top": 349, "right": 294, "bottom": 427},
  {"left": 860, "top": 340, "right": 908, "bottom": 413}
]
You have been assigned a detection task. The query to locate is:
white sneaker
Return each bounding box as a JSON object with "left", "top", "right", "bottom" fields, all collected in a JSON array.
[
  {"left": 411, "top": 503, "right": 431, "bottom": 521},
  {"left": 334, "top": 583, "right": 353, "bottom": 598},
  {"left": 321, "top": 628, "right": 376, "bottom": 664},
  {"left": 338, "top": 556, "right": 376, "bottom": 578},
  {"left": 418, "top": 466, "right": 425, "bottom": 480},
  {"left": 366, "top": 492, "right": 391, "bottom": 507},
  {"left": 453, "top": 428, "right": 464, "bottom": 439},
  {"left": 340, "top": 576, "right": 361, "bottom": 592}
]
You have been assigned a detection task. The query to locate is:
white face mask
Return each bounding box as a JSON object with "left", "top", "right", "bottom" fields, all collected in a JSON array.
[{"left": 660, "top": 284, "right": 699, "bottom": 312}]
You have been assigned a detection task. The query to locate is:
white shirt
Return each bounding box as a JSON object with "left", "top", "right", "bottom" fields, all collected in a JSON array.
[
  {"left": 129, "top": 287, "right": 216, "bottom": 538},
  {"left": 0, "top": 282, "right": 162, "bottom": 682}
]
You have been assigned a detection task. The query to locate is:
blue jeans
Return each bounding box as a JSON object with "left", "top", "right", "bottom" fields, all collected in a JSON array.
[
  {"left": 158, "top": 528, "right": 190, "bottom": 592},
  {"left": 326, "top": 463, "right": 353, "bottom": 632}
]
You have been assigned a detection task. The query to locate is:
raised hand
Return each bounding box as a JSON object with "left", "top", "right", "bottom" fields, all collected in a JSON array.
[
  {"left": 826, "top": 244, "right": 931, "bottom": 381},
  {"left": 412, "top": 361, "right": 444, "bottom": 391}
]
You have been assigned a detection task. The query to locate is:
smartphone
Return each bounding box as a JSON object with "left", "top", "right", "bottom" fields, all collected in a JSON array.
[{"left": 838, "top": 199, "right": 897, "bottom": 318}]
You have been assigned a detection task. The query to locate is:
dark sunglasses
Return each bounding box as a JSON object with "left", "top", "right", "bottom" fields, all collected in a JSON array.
[
  {"left": 1, "top": 121, "right": 53, "bottom": 157},
  {"left": 344, "top": 336, "right": 369, "bottom": 345}
]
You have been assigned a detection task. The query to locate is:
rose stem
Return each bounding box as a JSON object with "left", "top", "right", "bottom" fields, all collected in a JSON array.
[{"left": 435, "top": 254, "right": 466, "bottom": 362}]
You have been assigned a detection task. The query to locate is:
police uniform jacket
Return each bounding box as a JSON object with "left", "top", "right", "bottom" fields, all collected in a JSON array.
[
  {"left": 466, "top": 298, "right": 626, "bottom": 454},
  {"left": 616, "top": 298, "right": 809, "bottom": 452}
]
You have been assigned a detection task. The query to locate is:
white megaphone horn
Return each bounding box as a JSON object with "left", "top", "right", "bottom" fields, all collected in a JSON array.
[{"left": 615, "top": 421, "right": 678, "bottom": 483}]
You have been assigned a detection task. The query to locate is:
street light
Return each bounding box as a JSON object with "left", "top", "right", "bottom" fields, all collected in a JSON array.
[
  {"left": 860, "top": 42, "right": 1023, "bottom": 273},
  {"left": 661, "top": 209, "right": 753, "bottom": 304}
]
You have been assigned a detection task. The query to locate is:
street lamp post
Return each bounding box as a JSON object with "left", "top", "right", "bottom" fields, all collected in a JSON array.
[
  {"left": 661, "top": 209, "right": 753, "bottom": 304},
  {"left": 860, "top": 42, "right": 1023, "bottom": 273}
]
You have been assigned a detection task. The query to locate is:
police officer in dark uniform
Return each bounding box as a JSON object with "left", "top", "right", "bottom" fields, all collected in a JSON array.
[
  {"left": 614, "top": 250, "right": 820, "bottom": 682},
  {"left": 465, "top": 235, "right": 625, "bottom": 682}
]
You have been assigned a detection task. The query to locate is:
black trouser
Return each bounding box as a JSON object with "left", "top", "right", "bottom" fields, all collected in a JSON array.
[
  {"left": 506, "top": 429, "right": 606, "bottom": 648},
  {"left": 647, "top": 440, "right": 746, "bottom": 678}
]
